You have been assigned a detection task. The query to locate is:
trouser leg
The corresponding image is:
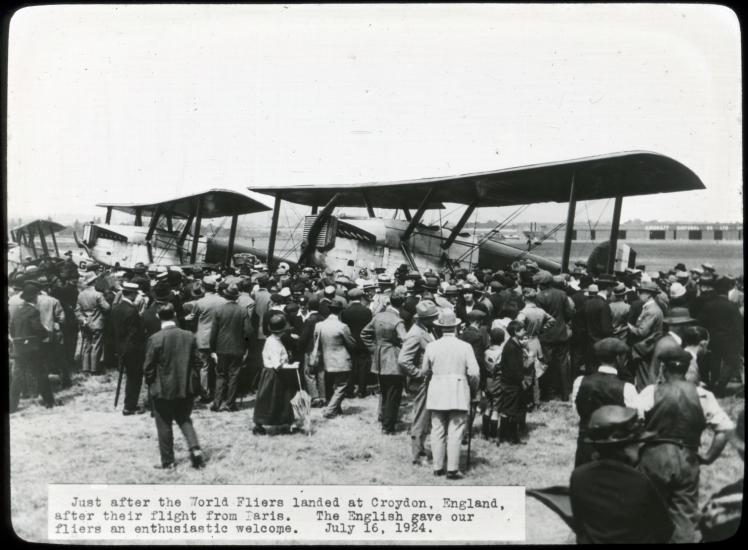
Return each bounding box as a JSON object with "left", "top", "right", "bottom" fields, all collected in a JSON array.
[
  {"left": 153, "top": 399, "right": 176, "bottom": 466},
  {"left": 9, "top": 352, "right": 25, "bottom": 412},
  {"left": 80, "top": 330, "right": 93, "bottom": 373},
  {"left": 713, "top": 352, "right": 741, "bottom": 396},
  {"left": 668, "top": 453, "right": 701, "bottom": 543},
  {"left": 303, "top": 364, "right": 320, "bottom": 400},
  {"left": 250, "top": 339, "right": 265, "bottom": 392},
  {"left": 198, "top": 349, "right": 215, "bottom": 399},
  {"left": 91, "top": 330, "right": 105, "bottom": 373},
  {"left": 380, "top": 375, "right": 403, "bottom": 431},
  {"left": 225, "top": 355, "right": 243, "bottom": 406},
  {"left": 447, "top": 411, "right": 467, "bottom": 472},
  {"left": 123, "top": 351, "right": 144, "bottom": 412},
  {"left": 62, "top": 325, "right": 77, "bottom": 384},
  {"left": 29, "top": 349, "right": 54, "bottom": 406},
  {"left": 324, "top": 372, "right": 348, "bottom": 417},
  {"left": 410, "top": 379, "right": 430, "bottom": 460},
  {"left": 430, "top": 411, "right": 448, "bottom": 472},
  {"left": 556, "top": 343, "right": 571, "bottom": 401},
  {"left": 173, "top": 399, "right": 200, "bottom": 450},
  {"left": 213, "top": 354, "right": 229, "bottom": 408}
]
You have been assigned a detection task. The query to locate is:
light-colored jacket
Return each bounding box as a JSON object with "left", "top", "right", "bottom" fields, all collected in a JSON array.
[
  {"left": 361, "top": 307, "right": 408, "bottom": 376},
  {"left": 75, "top": 286, "right": 110, "bottom": 331},
  {"left": 314, "top": 313, "right": 356, "bottom": 373},
  {"left": 398, "top": 322, "right": 435, "bottom": 378},
  {"left": 422, "top": 334, "right": 480, "bottom": 411},
  {"left": 629, "top": 299, "right": 664, "bottom": 341},
  {"left": 192, "top": 292, "right": 227, "bottom": 349}
]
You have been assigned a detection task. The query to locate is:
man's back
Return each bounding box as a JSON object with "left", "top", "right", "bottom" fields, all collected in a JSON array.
[
  {"left": 144, "top": 326, "right": 199, "bottom": 400},
  {"left": 697, "top": 295, "right": 743, "bottom": 354},
  {"left": 193, "top": 293, "right": 226, "bottom": 348},
  {"left": 570, "top": 459, "right": 673, "bottom": 544},
  {"left": 315, "top": 316, "right": 355, "bottom": 372},
  {"left": 537, "top": 287, "right": 572, "bottom": 343},
  {"left": 210, "top": 301, "right": 251, "bottom": 356}
]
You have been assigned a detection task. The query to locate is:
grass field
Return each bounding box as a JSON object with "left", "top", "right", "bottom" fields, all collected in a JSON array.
[{"left": 9, "top": 372, "right": 744, "bottom": 544}]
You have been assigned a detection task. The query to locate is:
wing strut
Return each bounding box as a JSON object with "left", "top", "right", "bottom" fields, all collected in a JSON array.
[
  {"left": 441, "top": 199, "right": 480, "bottom": 250},
  {"left": 401, "top": 188, "right": 435, "bottom": 243},
  {"left": 561, "top": 172, "right": 577, "bottom": 272},
  {"left": 266, "top": 196, "right": 282, "bottom": 269},
  {"left": 190, "top": 197, "right": 204, "bottom": 264},
  {"left": 362, "top": 191, "right": 375, "bottom": 218},
  {"left": 36, "top": 221, "right": 50, "bottom": 257},
  {"left": 145, "top": 206, "right": 163, "bottom": 264},
  {"left": 177, "top": 213, "right": 194, "bottom": 264},
  {"left": 606, "top": 196, "right": 623, "bottom": 273},
  {"left": 225, "top": 214, "right": 238, "bottom": 268}
]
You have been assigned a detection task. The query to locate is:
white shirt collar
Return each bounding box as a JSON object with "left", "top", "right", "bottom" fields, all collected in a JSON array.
[
  {"left": 597, "top": 365, "right": 618, "bottom": 375},
  {"left": 160, "top": 320, "right": 176, "bottom": 329}
]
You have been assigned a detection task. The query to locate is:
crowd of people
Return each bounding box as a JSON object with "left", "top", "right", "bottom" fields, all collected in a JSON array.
[{"left": 8, "top": 251, "right": 745, "bottom": 542}]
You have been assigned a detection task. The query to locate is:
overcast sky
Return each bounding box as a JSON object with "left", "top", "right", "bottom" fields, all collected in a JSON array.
[{"left": 7, "top": 4, "right": 742, "bottom": 228}]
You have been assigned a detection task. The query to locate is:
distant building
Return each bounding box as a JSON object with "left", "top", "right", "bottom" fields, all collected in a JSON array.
[{"left": 511, "top": 222, "right": 743, "bottom": 242}]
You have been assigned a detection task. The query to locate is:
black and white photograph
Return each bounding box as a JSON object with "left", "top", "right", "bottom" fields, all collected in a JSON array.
[{"left": 5, "top": 3, "right": 744, "bottom": 544}]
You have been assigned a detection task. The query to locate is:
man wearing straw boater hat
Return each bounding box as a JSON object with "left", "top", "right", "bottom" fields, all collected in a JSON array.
[
  {"left": 421, "top": 309, "right": 480, "bottom": 480},
  {"left": 569, "top": 405, "right": 672, "bottom": 544},
  {"left": 399, "top": 300, "right": 439, "bottom": 465}
]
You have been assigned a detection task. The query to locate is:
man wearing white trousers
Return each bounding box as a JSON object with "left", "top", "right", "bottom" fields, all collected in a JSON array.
[{"left": 421, "top": 310, "right": 480, "bottom": 480}]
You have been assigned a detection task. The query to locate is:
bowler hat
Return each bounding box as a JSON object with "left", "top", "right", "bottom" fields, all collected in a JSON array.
[
  {"left": 434, "top": 309, "right": 461, "bottom": 328},
  {"left": 583, "top": 406, "right": 656, "bottom": 446},
  {"left": 416, "top": 301, "right": 439, "bottom": 319},
  {"left": 268, "top": 314, "right": 289, "bottom": 334},
  {"left": 593, "top": 337, "right": 629, "bottom": 357},
  {"left": 422, "top": 277, "right": 439, "bottom": 291}
]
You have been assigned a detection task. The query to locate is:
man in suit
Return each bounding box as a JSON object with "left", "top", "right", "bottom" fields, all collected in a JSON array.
[
  {"left": 571, "top": 338, "right": 638, "bottom": 466},
  {"left": 628, "top": 280, "right": 665, "bottom": 391},
  {"left": 75, "top": 271, "right": 111, "bottom": 374},
  {"left": 209, "top": 283, "right": 253, "bottom": 412},
  {"left": 112, "top": 281, "right": 147, "bottom": 415},
  {"left": 361, "top": 293, "right": 408, "bottom": 434},
  {"left": 299, "top": 296, "right": 327, "bottom": 407},
  {"left": 570, "top": 405, "right": 673, "bottom": 544},
  {"left": 421, "top": 309, "right": 480, "bottom": 479},
  {"left": 314, "top": 297, "right": 356, "bottom": 419},
  {"left": 695, "top": 276, "right": 744, "bottom": 396},
  {"left": 143, "top": 303, "right": 204, "bottom": 470},
  {"left": 249, "top": 274, "right": 272, "bottom": 391},
  {"left": 341, "top": 287, "right": 373, "bottom": 398},
  {"left": 190, "top": 276, "right": 227, "bottom": 402},
  {"left": 50, "top": 271, "right": 80, "bottom": 388},
  {"left": 580, "top": 283, "right": 614, "bottom": 372},
  {"left": 535, "top": 270, "right": 575, "bottom": 401},
  {"left": 10, "top": 281, "right": 53, "bottom": 412},
  {"left": 399, "top": 301, "right": 439, "bottom": 464},
  {"left": 644, "top": 307, "right": 696, "bottom": 388}
]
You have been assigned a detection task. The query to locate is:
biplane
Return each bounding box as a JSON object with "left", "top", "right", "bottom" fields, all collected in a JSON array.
[
  {"left": 8, "top": 219, "right": 68, "bottom": 270},
  {"left": 75, "top": 189, "right": 274, "bottom": 269},
  {"left": 250, "top": 151, "right": 704, "bottom": 275}
]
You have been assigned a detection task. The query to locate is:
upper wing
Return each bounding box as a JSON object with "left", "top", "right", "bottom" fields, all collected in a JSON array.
[
  {"left": 97, "top": 188, "right": 273, "bottom": 219},
  {"left": 249, "top": 151, "right": 704, "bottom": 209},
  {"left": 12, "top": 219, "right": 66, "bottom": 234}
]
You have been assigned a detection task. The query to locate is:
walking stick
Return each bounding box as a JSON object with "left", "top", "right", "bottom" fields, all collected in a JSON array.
[
  {"left": 114, "top": 355, "right": 125, "bottom": 408},
  {"left": 466, "top": 400, "right": 476, "bottom": 472}
]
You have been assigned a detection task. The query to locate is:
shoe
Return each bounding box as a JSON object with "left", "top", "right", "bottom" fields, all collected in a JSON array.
[
  {"left": 252, "top": 425, "right": 267, "bottom": 435},
  {"left": 123, "top": 407, "right": 145, "bottom": 416},
  {"left": 209, "top": 404, "right": 220, "bottom": 412},
  {"left": 412, "top": 457, "right": 426, "bottom": 466},
  {"left": 199, "top": 395, "right": 213, "bottom": 404},
  {"left": 446, "top": 471, "right": 463, "bottom": 480},
  {"left": 154, "top": 462, "right": 177, "bottom": 470},
  {"left": 433, "top": 469, "right": 446, "bottom": 477},
  {"left": 382, "top": 428, "right": 396, "bottom": 435},
  {"left": 190, "top": 449, "right": 206, "bottom": 469}
]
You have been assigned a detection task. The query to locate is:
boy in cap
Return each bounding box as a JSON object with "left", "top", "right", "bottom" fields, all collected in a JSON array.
[
  {"left": 569, "top": 405, "right": 672, "bottom": 544},
  {"left": 637, "top": 347, "right": 734, "bottom": 542}
]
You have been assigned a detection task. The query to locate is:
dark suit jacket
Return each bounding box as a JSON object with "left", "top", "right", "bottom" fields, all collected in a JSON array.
[
  {"left": 144, "top": 325, "right": 201, "bottom": 399},
  {"left": 537, "top": 287, "right": 574, "bottom": 343},
  {"left": 340, "top": 302, "right": 373, "bottom": 351},
  {"left": 111, "top": 300, "right": 144, "bottom": 355},
  {"left": 582, "top": 295, "right": 614, "bottom": 344},
  {"left": 460, "top": 324, "right": 488, "bottom": 373},
  {"left": 210, "top": 300, "right": 253, "bottom": 356},
  {"left": 299, "top": 311, "right": 325, "bottom": 354},
  {"left": 696, "top": 294, "right": 744, "bottom": 355}
]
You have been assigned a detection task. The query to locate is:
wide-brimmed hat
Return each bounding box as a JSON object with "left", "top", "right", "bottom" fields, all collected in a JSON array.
[
  {"left": 612, "top": 283, "right": 628, "bottom": 296},
  {"left": 583, "top": 406, "right": 657, "bottom": 446},
  {"left": 533, "top": 270, "right": 553, "bottom": 285},
  {"left": 443, "top": 284, "right": 459, "bottom": 297},
  {"left": 663, "top": 307, "right": 695, "bottom": 326},
  {"left": 152, "top": 282, "right": 172, "bottom": 301},
  {"left": 416, "top": 301, "right": 439, "bottom": 319},
  {"left": 434, "top": 309, "right": 461, "bottom": 328},
  {"left": 268, "top": 313, "right": 289, "bottom": 333},
  {"left": 638, "top": 280, "right": 659, "bottom": 294},
  {"left": 422, "top": 277, "right": 440, "bottom": 291},
  {"left": 669, "top": 282, "right": 686, "bottom": 299}
]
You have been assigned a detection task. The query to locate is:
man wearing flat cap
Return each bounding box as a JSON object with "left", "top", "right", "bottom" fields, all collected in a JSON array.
[
  {"left": 627, "top": 280, "right": 665, "bottom": 391},
  {"left": 637, "top": 347, "right": 734, "bottom": 542},
  {"left": 112, "top": 281, "right": 147, "bottom": 415},
  {"left": 569, "top": 405, "right": 673, "bottom": 544},
  {"left": 571, "top": 338, "right": 638, "bottom": 466},
  {"left": 340, "top": 287, "right": 373, "bottom": 399},
  {"left": 535, "top": 270, "right": 575, "bottom": 401},
  {"left": 398, "top": 301, "right": 439, "bottom": 464}
]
